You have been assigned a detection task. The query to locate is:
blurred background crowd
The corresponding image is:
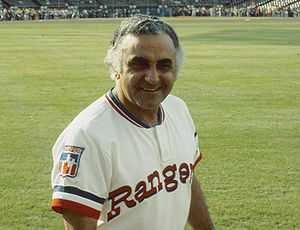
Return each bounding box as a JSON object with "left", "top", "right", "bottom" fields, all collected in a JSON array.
[{"left": 0, "top": 0, "right": 299, "bottom": 20}]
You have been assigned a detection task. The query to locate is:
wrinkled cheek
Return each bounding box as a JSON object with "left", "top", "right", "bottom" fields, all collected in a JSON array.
[
  {"left": 132, "top": 92, "right": 143, "bottom": 103},
  {"left": 134, "top": 92, "right": 149, "bottom": 105}
]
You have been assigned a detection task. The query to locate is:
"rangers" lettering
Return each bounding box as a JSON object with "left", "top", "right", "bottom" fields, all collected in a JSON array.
[{"left": 107, "top": 162, "right": 193, "bottom": 221}]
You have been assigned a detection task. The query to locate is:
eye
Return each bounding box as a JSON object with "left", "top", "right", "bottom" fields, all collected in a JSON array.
[
  {"left": 128, "top": 57, "right": 149, "bottom": 71},
  {"left": 157, "top": 59, "right": 173, "bottom": 72}
]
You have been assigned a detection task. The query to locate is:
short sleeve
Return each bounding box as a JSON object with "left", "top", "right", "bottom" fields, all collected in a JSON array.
[{"left": 51, "top": 125, "right": 112, "bottom": 220}]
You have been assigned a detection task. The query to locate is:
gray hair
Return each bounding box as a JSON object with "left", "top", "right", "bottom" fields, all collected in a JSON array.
[{"left": 104, "top": 15, "right": 184, "bottom": 80}]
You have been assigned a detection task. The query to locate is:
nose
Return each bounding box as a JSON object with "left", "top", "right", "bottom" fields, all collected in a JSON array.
[{"left": 145, "top": 65, "right": 160, "bottom": 85}]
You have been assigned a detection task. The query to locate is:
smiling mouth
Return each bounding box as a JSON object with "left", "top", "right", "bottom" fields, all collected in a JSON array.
[{"left": 141, "top": 87, "right": 161, "bottom": 92}]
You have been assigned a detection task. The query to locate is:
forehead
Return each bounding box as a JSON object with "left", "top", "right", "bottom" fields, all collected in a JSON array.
[{"left": 120, "top": 33, "right": 176, "bottom": 62}]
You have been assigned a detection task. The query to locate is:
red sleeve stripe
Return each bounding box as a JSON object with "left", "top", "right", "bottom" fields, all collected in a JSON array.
[
  {"left": 192, "top": 151, "right": 203, "bottom": 171},
  {"left": 51, "top": 198, "right": 100, "bottom": 220}
]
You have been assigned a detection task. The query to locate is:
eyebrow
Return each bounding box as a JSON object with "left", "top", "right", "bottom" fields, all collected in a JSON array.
[{"left": 128, "top": 56, "right": 149, "bottom": 66}]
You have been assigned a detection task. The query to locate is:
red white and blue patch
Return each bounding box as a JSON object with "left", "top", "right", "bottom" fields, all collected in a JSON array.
[{"left": 58, "top": 145, "right": 84, "bottom": 178}]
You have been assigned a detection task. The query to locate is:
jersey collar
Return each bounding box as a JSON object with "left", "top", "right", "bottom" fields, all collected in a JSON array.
[{"left": 105, "top": 89, "right": 165, "bottom": 129}]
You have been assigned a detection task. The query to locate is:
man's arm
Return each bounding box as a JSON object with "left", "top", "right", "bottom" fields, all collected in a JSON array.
[
  {"left": 63, "top": 209, "right": 97, "bottom": 230},
  {"left": 188, "top": 175, "right": 215, "bottom": 230}
]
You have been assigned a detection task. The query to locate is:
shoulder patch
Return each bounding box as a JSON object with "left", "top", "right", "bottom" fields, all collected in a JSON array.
[{"left": 58, "top": 145, "right": 85, "bottom": 178}]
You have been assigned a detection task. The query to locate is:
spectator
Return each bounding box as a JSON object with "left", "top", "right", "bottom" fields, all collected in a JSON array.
[{"left": 0, "top": 1, "right": 299, "bottom": 21}]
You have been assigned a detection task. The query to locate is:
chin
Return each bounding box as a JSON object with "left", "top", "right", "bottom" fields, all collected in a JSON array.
[
  {"left": 137, "top": 102, "right": 161, "bottom": 111},
  {"left": 133, "top": 96, "right": 162, "bottom": 110}
]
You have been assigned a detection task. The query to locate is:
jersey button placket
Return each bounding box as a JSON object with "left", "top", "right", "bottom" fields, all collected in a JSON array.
[{"left": 153, "top": 125, "right": 172, "bottom": 164}]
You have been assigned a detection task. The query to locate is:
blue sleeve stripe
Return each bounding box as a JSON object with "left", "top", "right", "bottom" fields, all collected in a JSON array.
[{"left": 54, "top": 185, "right": 106, "bottom": 204}]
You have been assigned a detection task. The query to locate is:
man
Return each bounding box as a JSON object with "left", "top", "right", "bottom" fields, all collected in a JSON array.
[{"left": 51, "top": 15, "right": 214, "bottom": 230}]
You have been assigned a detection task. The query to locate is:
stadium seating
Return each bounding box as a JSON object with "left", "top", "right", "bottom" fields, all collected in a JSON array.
[
  {"left": 2, "top": 0, "right": 37, "bottom": 7},
  {"left": 67, "top": 0, "right": 98, "bottom": 8},
  {"left": 0, "top": 0, "right": 240, "bottom": 8},
  {"left": 35, "top": 0, "right": 66, "bottom": 8},
  {"left": 288, "top": 0, "right": 300, "bottom": 8},
  {"left": 225, "top": 0, "right": 300, "bottom": 10},
  {"left": 256, "top": 0, "right": 300, "bottom": 9},
  {"left": 1, "top": 0, "right": 299, "bottom": 12}
]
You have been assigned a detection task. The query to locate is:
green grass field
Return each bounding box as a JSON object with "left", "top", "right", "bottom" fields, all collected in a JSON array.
[{"left": 0, "top": 17, "right": 299, "bottom": 230}]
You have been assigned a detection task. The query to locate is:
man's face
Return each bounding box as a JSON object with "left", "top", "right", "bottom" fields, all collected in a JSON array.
[{"left": 115, "top": 33, "right": 177, "bottom": 114}]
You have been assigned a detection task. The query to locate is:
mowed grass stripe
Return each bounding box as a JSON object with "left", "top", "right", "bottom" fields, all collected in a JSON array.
[{"left": 0, "top": 18, "right": 299, "bottom": 230}]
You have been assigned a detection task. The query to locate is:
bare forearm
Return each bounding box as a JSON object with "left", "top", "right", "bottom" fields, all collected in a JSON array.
[
  {"left": 188, "top": 176, "right": 214, "bottom": 230},
  {"left": 63, "top": 210, "right": 97, "bottom": 230}
]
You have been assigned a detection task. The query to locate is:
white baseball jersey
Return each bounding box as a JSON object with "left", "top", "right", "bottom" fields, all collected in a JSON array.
[{"left": 51, "top": 89, "right": 202, "bottom": 230}]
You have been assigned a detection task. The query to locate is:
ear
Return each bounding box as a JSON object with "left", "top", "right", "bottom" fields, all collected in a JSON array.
[{"left": 115, "top": 73, "right": 121, "bottom": 80}]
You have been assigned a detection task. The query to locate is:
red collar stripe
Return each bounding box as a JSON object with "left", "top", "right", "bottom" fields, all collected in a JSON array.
[{"left": 105, "top": 94, "right": 144, "bottom": 128}]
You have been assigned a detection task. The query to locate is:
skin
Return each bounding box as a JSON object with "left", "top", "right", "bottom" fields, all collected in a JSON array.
[
  {"left": 188, "top": 176, "right": 215, "bottom": 230},
  {"left": 63, "top": 210, "right": 97, "bottom": 230},
  {"left": 114, "top": 33, "right": 177, "bottom": 126},
  {"left": 62, "top": 33, "right": 214, "bottom": 230}
]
